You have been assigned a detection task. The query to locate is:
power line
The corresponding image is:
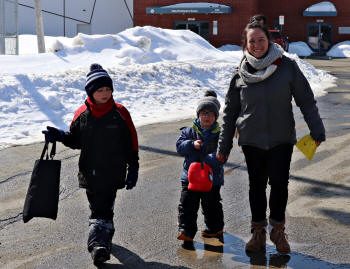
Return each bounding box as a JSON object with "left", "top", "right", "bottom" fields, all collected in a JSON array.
[
  {"left": 18, "top": 3, "right": 90, "bottom": 24},
  {"left": 123, "top": 0, "right": 133, "bottom": 24}
]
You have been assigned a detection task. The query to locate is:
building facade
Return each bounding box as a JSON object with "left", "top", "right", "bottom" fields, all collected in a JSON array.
[
  {"left": 134, "top": 0, "right": 350, "bottom": 53},
  {"left": 18, "top": 0, "right": 133, "bottom": 37}
]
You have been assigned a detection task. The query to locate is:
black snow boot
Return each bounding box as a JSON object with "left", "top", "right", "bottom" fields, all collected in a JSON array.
[
  {"left": 87, "top": 219, "right": 115, "bottom": 265},
  {"left": 91, "top": 246, "right": 110, "bottom": 265}
]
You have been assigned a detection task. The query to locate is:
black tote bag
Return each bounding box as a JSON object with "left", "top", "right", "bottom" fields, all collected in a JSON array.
[{"left": 23, "top": 141, "right": 61, "bottom": 223}]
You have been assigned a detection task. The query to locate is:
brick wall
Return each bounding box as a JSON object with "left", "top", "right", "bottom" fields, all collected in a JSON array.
[
  {"left": 259, "top": 0, "right": 350, "bottom": 44},
  {"left": 134, "top": 0, "right": 259, "bottom": 47},
  {"left": 134, "top": 0, "right": 349, "bottom": 47}
]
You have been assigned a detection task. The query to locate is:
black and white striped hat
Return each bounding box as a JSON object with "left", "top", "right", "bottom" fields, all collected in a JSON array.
[{"left": 85, "top": 63, "right": 113, "bottom": 97}]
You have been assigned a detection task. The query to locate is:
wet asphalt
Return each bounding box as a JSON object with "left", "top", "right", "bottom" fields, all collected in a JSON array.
[{"left": 0, "top": 58, "right": 349, "bottom": 268}]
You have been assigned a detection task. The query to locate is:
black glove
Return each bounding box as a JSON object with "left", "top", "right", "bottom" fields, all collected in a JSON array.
[
  {"left": 42, "top": 126, "right": 66, "bottom": 143},
  {"left": 125, "top": 163, "right": 139, "bottom": 190}
]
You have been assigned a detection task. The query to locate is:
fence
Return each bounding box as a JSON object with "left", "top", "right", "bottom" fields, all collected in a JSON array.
[{"left": 0, "top": 0, "right": 18, "bottom": 55}]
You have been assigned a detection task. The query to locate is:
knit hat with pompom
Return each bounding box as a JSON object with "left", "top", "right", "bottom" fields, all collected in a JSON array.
[
  {"left": 196, "top": 90, "right": 221, "bottom": 119},
  {"left": 85, "top": 63, "right": 113, "bottom": 97}
]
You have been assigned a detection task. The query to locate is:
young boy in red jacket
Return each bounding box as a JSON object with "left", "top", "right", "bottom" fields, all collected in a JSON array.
[{"left": 43, "top": 63, "right": 139, "bottom": 265}]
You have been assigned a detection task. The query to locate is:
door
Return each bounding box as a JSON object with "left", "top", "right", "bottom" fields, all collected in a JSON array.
[
  {"left": 175, "top": 21, "right": 209, "bottom": 40},
  {"left": 320, "top": 24, "right": 332, "bottom": 51},
  {"left": 188, "top": 23, "right": 200, "bottom": 35},
  {"left": 307, "top": 23, "right": 332, "bottom": 53}
]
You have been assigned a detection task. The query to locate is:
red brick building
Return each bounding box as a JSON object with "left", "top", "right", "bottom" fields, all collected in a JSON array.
[{"left": 134, "top": 1, "right": 350, "bottom": 53}]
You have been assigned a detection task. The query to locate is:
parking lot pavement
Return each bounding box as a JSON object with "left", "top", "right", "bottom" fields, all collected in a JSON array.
[{"left": 0, "top": 58, "right": 349, "bottom": 269}]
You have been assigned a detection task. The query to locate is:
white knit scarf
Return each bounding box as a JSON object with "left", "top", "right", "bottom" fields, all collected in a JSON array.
[{"left": 239, "top": 43, "right": 284, "bottom": 84}]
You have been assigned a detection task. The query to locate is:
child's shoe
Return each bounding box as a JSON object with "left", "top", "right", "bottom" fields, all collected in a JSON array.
[
  {"left": 91, "top": 246, "right": 110, "bottom": 265},
  {"left": 182, "top": 241, "right": 195, "bottom": 250},
  {"left": 177, "top": 231, "right": 193, "bottom": 242},
  {"left": 201, "top": 229, "right": 224, "bottom": 238}
]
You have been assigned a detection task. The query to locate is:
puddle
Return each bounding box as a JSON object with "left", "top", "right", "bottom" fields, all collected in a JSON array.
[{"left": 176, "top": 233, "right": 349, "bottom": 268}]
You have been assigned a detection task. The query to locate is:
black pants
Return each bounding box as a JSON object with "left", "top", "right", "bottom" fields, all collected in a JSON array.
[
  {"left": 178, "top": 184, "right": 224, "bottom": 238},
  {"left": 86, "top": 189, "right": 117, "bottom": 220},
  {"left": 242, "top": 144, "right": 293, "bottom": 223}
]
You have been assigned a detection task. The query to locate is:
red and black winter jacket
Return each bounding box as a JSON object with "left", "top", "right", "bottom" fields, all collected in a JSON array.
[{"left": 63, "top": 97, "right": 139, "bottom": 190}]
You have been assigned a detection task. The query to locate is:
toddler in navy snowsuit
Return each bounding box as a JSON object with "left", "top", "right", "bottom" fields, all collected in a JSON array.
[{"left": 176, "top": 90, "right": 224, "bottom": 242}]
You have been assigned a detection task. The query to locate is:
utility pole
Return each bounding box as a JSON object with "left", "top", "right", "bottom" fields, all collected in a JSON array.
[{"left": 34, "top": 0, "right": 45, "bottom": 53}]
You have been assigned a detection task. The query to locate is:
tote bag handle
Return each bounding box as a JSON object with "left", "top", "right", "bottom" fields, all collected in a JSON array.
[{"left": 40, "top": 141, "right": 57, "bottom": 160}]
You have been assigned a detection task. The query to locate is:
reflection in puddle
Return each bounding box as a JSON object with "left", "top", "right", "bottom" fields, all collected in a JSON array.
[
  {"left": 247, "top": 252, "right": 291, "bottom": 268},
  {"left": 176, "top": 233, "right": 348, "bottom": 268}
]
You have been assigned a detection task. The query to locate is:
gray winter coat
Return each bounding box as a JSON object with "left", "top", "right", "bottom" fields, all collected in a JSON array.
[{"left": 218, "top": 55, "right": 325, "bottom": 155}]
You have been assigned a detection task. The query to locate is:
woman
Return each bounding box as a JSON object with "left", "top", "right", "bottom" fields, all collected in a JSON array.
[{"left": 217, "top": 22, "right": 325, "bottom": 254}]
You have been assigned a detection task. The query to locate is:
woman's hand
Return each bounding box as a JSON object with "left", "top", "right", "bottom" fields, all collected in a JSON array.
[{"left": 216, "top": 153, "right": 227, "bottom": 164}]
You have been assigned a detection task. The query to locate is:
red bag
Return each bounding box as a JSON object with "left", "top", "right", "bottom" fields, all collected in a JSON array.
[{"left": 188, "top": 162, "right": 213, "bottom": 192}]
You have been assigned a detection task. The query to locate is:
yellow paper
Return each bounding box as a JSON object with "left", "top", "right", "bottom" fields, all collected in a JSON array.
[{"left": 296, "top": 134, "right": 317, "bottom": 160}]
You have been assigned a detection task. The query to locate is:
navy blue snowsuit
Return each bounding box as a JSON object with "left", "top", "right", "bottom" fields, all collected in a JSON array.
[{"left": 176, "top": 119, "right": 224, "bottom": 238}]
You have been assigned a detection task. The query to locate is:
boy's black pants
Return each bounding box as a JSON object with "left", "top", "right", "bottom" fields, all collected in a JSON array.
[
  {"left": 86, "top": 188, "right": 116, "bottom": 252},
  {"left": 86, "top": 188, "right": 116, "bottom": 220},
  {"left": 178, "top": 184, "right": 224, "bottom": 238},
  {"left": 242, "top": 144, "right": 294, "bottom": 223}
]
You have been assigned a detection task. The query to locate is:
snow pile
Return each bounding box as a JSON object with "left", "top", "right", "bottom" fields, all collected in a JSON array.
[
  {"left": 0, "top": 26, "right": 336, "bottom": 149},
  {"left": 288, "top": 41, "right": 314, "bottom": 57},
  {"left": 327, "top": 41, "right": 350, "bottom": 58}
]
